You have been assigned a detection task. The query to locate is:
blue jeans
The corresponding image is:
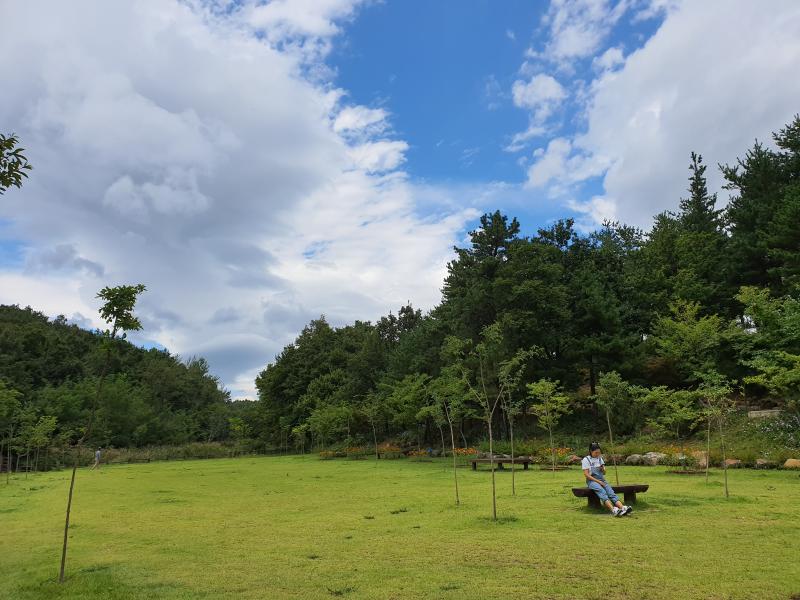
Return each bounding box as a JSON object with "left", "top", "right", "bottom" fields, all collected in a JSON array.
[{"left": 587, "top": 477, "right": 619, "bottom": 504}]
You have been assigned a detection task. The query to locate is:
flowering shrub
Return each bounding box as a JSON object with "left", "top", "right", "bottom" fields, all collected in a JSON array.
[
  {"left": 408, "top": 449, "right": 430, "bottom": 457},
  {"left": 755, "top": 414, "right": 800, "bottom": 449},
  {"left": 453, "top": 447, "right": 477, "bottom": 456}
]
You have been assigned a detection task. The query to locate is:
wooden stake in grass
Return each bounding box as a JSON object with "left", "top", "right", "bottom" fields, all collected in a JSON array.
[{"left": 59, "top": 284, "right": 146, "bottom": 584}]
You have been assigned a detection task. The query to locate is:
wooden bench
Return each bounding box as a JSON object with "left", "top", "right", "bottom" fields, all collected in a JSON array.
[
  {"left": 572, "top": 484, "right": 649, "bottom": 508},
  {"left": 470, "top": 457, "right": 532, "bottom": 471}
]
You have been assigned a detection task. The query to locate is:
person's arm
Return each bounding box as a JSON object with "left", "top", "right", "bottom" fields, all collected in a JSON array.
[{"left": 583, "top": 468, "right": 604, "bottom": 485}]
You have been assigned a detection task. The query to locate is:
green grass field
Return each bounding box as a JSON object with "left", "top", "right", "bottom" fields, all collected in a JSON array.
[{"left": 2, "top": 456, "right": 799, "bottom": 600}]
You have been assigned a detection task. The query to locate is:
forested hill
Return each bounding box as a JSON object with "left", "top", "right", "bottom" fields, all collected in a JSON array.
[
  {"left": 0, "top": 304, "right": 234, "bottom": 448},
  {"left": 253, "top": 116, "right": 800, "bottom": 449}
]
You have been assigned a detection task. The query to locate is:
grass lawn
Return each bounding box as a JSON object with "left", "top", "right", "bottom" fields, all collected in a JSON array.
[{"left": 2, "top": 456, "right": 799, "bottom": 600}]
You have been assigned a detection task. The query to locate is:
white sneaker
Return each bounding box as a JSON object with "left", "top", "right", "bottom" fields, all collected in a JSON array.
[
  {"left": 618, "top": 506, "right": 629, "bottom": 516},
  {"left": 611, "top": 507, "right": 621, "bottom": 517}
]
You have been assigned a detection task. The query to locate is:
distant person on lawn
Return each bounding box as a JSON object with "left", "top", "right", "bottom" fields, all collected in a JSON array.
[
  {"left": 582, "top": 442, "right": 630, "bottom": 517},
  {"left": 91, "top": 447, "right": 101, "bottom": 470}
]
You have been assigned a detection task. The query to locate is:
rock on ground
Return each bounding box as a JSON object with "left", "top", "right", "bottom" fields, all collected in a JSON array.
[
  {"left": 625, "top": 454, "right": 643, "bottom": 465},
  {"left": 643, "top": 452, "right": 667, "bottom": 466}
]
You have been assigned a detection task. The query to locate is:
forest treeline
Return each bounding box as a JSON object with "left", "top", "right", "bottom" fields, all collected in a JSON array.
[
  {"left": 1, "top": 117, "right": 799, "bottom": 465},
  {"left": 253, "top": 116, "right": 800, "bottom": 451},
  {"left": 0, "top": 305, "right": 253, "bottom": 470}
]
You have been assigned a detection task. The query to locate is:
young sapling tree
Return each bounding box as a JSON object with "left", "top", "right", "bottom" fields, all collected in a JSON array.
[
  {"left": 59, "top": 283, "right": 146, "bottom": 583},
  {"left": 527, "top": 379, "right": 572, "bottom": 475}
]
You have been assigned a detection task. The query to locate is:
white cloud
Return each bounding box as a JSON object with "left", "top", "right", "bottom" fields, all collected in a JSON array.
[
  {"left": 524, "top": 137, "right": 608, "bottom": 191},
  {"left": 516, "top": 0, "right": 800, "bottom": 229},
  {"left": 0, "top": 1, "right": 474, "bottom": 398},
  {"left": 333, "top": 105, "right": 388, "bottom": 135},
  {"left": 541, "top": 0, "right": 628, "bottom": 65},
  {"left": 592, "top": 46, "right": 625, "bottom": 72},
  {"left": 566, "top": 196, "right": 617, "bottom": 231},
  {"left": 504, "top": 123, "right": 547, "bottom": 153},
  {"left": 512, "top": 74, "right": 566, "bottom": 113},
  {"left": 569, "top": 0, "right": 800, "bottom": 226},
  {"left": 347, "top": 140, "right": 409, "bottom": 172}
]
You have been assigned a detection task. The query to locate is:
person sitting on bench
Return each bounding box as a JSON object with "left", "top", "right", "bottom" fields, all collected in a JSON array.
[{"left": 582, "top": 442, "right": 630, "bottom": 517}]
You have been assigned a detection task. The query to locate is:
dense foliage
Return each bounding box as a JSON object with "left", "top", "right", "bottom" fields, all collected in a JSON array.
[
  {"left": 0, "top": 304, "right": 243, "bottom": 470},
  {"left": 254, "top": 116, "right": 800, "bottom": 451}
]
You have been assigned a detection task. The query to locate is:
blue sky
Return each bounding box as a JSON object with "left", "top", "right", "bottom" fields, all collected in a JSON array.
[
  {"left": 2, "top": 1, "right": 800, "bottom": 397},
  {"left": 329, "top": 0, "right": 665, "bottom": 235}
]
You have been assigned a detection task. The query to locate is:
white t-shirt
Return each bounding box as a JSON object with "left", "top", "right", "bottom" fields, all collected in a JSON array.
[{"left": 581, "top": 455, "right": 604, "bottom": 471}]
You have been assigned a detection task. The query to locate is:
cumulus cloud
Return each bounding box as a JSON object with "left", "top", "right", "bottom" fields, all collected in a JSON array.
[
  {"left": 539, "top": 0, "right": 628, "bottom": 65},
  {"left": 592, "top": 46, "right": 625, "bottom": 72},
  {"left": 0, "top": 0, "right": 475, "bottom": 398},
  {"left": 511, "top": 74, "right": 566, "bottom": 115},
  {"left": 333, "top": 105, "right": 388, "bottom": 136},
  {"left": 516, "top": 0, "right": 800, "bottom": 228}
]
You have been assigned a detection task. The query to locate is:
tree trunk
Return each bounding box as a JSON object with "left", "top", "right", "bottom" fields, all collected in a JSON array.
[
  {"left": 438, "top": 424, "right": 446, "bottom": 459},
  {"left": 59, "top": 451, "right": 79, "bottom": 583},
  {"left": 719, "top": 418, "right": 729, "bottom": 498},
  {"left": 705, "top": 418, "right": 711, "bottom": 483},
  {"left": 371, "top": 423, "right": 378, "bottom": 460},
  {"left": 60, "top": 351, "right": 112, "bottom": 584},
  {"left": 445, "top": 406, "right": 459, "bottom": 506},
  {"left": 488, "top": 417, "right": 497, "bottom": 521},
  {"left": 7, "top": 426, "right": 13, "bottom": 484},
  {"left": 509, "top": 418, "right": 516, "bottom": 497},
  {"left": 605, "top": 409, "right": 619, "bottom": 486},
  {"left": 548, "top": 425, "right": 556, "bottom": 476}
]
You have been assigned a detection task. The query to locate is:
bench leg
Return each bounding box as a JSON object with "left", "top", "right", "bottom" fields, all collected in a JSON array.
[
  {"left": 472, "top": 462, "right": 477, "bottom": 471},
  {"left": 497, "top": 463, "right": 504, "bottom": 470},
  {"left": 523, "top": 462, "right": 529, "bottom": 470},
  {"left": 623, "top": 492, "right": 637, "bottom": 505},
  {"left": 587, "top": 494, "right": 601, "bottom": 509}
]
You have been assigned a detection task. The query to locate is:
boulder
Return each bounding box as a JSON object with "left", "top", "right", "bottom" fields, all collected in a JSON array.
[
  {"left": 625, "top": 454, "right": 643, "bottom": 465},
  {"left": 724, "top": 458, "right": 742, "bottom": 468},
  {"left": 642, "top": 452, "right": 667, "bottom": 466},
  {"left": 755, "top": 458, "right": 776, "bottom": 469},
  {"left": 783, "top": 458, "right": 800, "bottom": 469}
]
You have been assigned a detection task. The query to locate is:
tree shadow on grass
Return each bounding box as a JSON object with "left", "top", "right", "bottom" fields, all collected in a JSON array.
[{"left": 15, "top": 564, "right": 193, "bottom": 600}]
